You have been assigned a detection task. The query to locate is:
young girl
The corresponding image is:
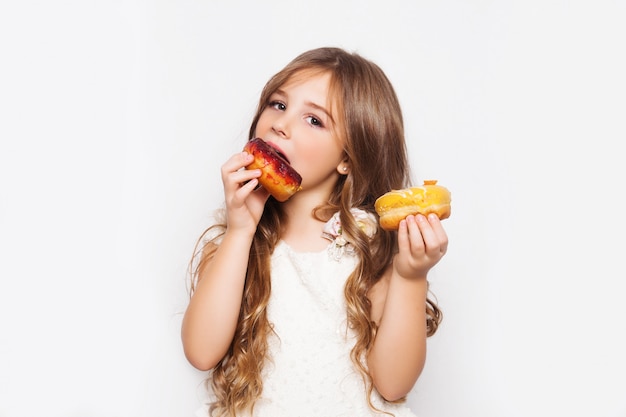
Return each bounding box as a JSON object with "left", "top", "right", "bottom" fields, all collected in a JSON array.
[{"left": 182, "top": 47, "right": 448, "bottom": 417}]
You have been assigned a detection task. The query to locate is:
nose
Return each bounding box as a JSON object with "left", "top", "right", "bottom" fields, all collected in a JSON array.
[{"left": 272, "top": 113, "right": 291, "bottom": 139}]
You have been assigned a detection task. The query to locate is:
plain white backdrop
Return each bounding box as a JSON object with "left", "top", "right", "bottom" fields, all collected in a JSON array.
[{"left": 1, "top": 1, "right": 625, "bottom": 416}]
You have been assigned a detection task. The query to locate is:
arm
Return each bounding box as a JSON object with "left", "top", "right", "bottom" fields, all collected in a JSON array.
[
  {"left": 367, "top": 213, "right": 448, "bottom": 401},
  {"left": 181, "top": 151, "right": 268, "bottom": 371}
]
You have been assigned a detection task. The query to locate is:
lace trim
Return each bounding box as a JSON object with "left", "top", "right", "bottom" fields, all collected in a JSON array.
[{"left": 321, "top": 208, "right": 377, "bottom": 261}]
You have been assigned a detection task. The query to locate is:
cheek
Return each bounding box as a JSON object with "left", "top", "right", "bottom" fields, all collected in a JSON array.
[
  {"left": 298, "top": 145, "right": 342, "bottom": 173},
  {"left": 254, "top": 112, "right": 272, "bottom": 136},
  {"left": 299, "top": 143, "right": 326, "bottom": 162}
]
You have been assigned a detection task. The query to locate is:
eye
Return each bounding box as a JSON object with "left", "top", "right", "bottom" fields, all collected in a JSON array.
[
  {"left": 306, "top": 115, "right": 324, "bottom": 128},
  {"left": 269, "top": 100, "right": 286, "bottom": 111}
]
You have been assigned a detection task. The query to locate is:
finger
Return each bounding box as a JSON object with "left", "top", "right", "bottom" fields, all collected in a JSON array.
[
  {"left": 406, "top": 215, "right": 426, "bottom": 254},
  {"left": 414, "top": 214, "right": 447, "bottom": 257},
  {"left": 232, "top": 174, "right": 270, "bottom": 206},
  {"left": 251, "top": 184, "right": 271, "bottom": 204},
  {"left": 221, "top": 152, "right": 254, "bottom": 182},
  {"left": 238, "top": 177, "right": 260, "bottom": 195},
  {"left": 427, "top": 213, "right": 449, "bottom": 254},
  {"left": 230, "top": 167, "right": 261, "bottom": 186},
  {"left": 397, "top": 218, "right": 410, "bottom": 255},
  {"left": 223, "top": 162, "right": 260, "bottom": 198}
]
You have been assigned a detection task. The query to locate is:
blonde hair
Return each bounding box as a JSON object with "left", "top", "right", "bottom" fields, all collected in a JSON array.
[{"left": 190, "top": 47, "right": 442, "bottom": 416}]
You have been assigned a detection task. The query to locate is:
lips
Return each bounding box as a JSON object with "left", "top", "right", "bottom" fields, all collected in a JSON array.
[{"left": 265, "top": 141, "right": 290, "bottom": 164}]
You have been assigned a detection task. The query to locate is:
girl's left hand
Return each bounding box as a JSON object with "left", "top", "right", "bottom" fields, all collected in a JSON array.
[{"left": 393, "top": 214, "right": 448, "bottom": 280}]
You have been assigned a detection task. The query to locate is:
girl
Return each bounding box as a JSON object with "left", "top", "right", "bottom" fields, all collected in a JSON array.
[{"left": 182, "top": 47, "right": 448, "bottom": 417}]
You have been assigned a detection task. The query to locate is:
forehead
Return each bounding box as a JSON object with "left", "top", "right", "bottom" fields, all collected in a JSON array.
[
  {"left": 280, "top": 69, "right": 334, "bottom": 97},
  {"left": 280, "top": 69, "right": 341, "bottom": 116}
]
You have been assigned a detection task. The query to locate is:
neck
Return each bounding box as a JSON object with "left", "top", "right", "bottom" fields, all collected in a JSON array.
[{"left": 280, "top": 190, "right": 332, "bottom": 252}]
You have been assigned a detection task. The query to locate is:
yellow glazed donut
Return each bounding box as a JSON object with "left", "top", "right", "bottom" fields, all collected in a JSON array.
[{"left": 374, "top": 180, "right": 451, "bottom": 231}]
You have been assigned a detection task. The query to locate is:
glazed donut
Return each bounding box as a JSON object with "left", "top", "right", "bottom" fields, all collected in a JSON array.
[
  {"left": 243, "top": 138, "right": 303, "bottom": 202},
  {"left": 374, "top": 180, "right": 451, "bottom": 231}
]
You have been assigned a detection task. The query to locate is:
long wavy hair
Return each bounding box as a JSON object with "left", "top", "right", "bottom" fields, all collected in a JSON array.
[{"left": 189, "top": 47, "right": 442, "bottom": 416}]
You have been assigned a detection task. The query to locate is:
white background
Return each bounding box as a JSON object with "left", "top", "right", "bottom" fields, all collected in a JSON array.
[{"left": 1, "top": 1, "right": 625, "bottom": 416}]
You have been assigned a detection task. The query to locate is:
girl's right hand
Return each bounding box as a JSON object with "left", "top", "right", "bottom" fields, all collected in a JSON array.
[{"left": 220, "top": 151, "right": 270, "bottom": 234}]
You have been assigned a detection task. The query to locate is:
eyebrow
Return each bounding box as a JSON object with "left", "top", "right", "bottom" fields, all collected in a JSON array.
[{"left": 307, "top": 101, "right": 335, "bottom": 124}]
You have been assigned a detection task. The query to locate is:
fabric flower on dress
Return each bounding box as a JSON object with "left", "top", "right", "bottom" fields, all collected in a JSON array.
[{"left": 321, "top": 208, "right": 378, "bottom": 261}]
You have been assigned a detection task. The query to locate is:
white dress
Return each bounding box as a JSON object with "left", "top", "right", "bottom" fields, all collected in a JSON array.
[{"left": 196, "top": 236, "right": 419, "bottom": 417}]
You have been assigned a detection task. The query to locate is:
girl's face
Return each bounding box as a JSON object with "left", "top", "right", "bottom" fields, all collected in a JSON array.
[{"left": 254, "top": 70, "right": 346, "bottom": 198}]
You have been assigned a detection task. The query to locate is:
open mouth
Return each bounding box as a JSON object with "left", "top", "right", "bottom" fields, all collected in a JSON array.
[{"left": 268, "top": 143, "right": 290, "bottom": 164}]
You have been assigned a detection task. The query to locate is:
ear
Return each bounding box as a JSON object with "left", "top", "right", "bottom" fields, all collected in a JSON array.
[{"left": 336, "top": 159, "right": 350, "bottom": 175}]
